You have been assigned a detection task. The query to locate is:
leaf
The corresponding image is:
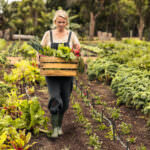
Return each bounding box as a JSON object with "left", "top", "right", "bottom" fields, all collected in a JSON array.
[
  {"left": 0, "top": 131, "right": 7, "bottom": 145},
  {"left": 24, "top": 142, "right": 37, "bottom": 150},
  {"left": 25, "top": 132, "right": 31, "bottom": 144}
]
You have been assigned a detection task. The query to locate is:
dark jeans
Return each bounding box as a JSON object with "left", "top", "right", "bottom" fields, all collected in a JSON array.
[{"left": 46, "top": 76, "right": 73, "bottom": 115}]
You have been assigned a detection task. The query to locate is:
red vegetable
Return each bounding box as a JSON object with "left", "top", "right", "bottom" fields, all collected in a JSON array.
[{"left": 73, "top": 49, "right": 80, "bottom": 56}]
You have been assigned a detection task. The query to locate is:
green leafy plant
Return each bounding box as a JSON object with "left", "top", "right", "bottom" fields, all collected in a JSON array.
[
  {"left": 90, "top": 108, "right": 102, "bottom": 123},
  {"left": 105, "top": 126, "right": 116, "bottom": 141},
  {"left": 87, "top": 58, "right": 119, "bottom": 83},
  {"left": 89, "top": 133, "right": 102, "bottom": 150},
  {"left": 4, "top": 60, "right": 45, "bottom": 88},
  {"left": 72, "top": 102, "right": 82, "bottom": 114},
  {"left": 19, "top": 97, "right": 49, "bottom": 134},
  {"left": 95, "top": 99, "right": 102, "bottom": 105},
  {"left": 137, "top": 144, "right": 147, "bottom": 150},
  {"left": 106, "top": 107, "right": 120, "bottom": 120},
  {"left": 0, "top": 53, "right": 7, "bottom": 65},
  {"left": 72, "top": 91, "right": 101, "bottom": 150},
  {"left": 18, "top": 42, "right": 37, "bottom": 58},
  {"left": 57, "top": 44, "right": 76, "bottom": 61},
  {"left": 119, "top": 122, "right": 132, "bottom": 135},
  {"left": 84, "top": 122, "right": 92, "bottom": 135},
  {"left": 98, "top": 123, "right": 107, "bottom": 131},
  {"left": 111, "top": 66, "right": 150, "bottom": 111},
  {"left": 0, "top": 81, "right": 13, "bottom": 106},
  {"left": 127, "top": 136, "right": 137, "bottom": 144},
  {"left": 0, "top": 90, "right": 49, "bottom": 134},
  {"left": 82, "top": 97, "right": 90, "bottom": 106},
  {"left": 0, "top": 127, "right": 37, "bottom": 150}
]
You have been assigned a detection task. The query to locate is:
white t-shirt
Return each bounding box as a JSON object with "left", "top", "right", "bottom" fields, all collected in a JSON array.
[{"left": 41, "top": 30, "right": 80, "bottom": 49}]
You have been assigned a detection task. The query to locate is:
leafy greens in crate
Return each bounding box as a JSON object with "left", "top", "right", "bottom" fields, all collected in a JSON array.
[{"left": 28, "top": 37, "right": 76, "bottom": 61}]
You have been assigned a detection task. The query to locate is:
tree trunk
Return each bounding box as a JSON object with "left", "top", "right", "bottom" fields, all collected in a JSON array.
[
  {"left": 138, "top": 15, "right": 144, "bottom": 40},
  {"left": 106, "top": 16, "right": 109, "bottom": 33},
  {"left": 34, "top": 11, "right": 38, "bottom": 27},
  {"left": 89, "top": 12, "right": 95, "bottom": 40}
]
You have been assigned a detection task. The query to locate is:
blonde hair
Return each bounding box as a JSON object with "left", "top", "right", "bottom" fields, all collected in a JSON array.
[{"left": 52, "top": 10, "right": 69, "bottom": 29}]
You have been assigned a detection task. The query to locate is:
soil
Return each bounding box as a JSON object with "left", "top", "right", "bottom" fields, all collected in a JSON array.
[{"left": 29, "top": 73, "right": 150, "bottom": 150}]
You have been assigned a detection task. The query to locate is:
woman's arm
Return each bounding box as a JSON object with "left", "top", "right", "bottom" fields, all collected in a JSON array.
[
  {"left": 72, "top": 32, "right": 80, "bottom": 49},
  {"left": 41, "top": 31, "right": 49, "bottom": 47}
]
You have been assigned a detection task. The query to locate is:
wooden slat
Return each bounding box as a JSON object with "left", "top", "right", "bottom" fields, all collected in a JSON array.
[
  {"left": 7, "top": 57, "right": 23, "bottom": 60},
  {"left": 7, "top": 57, "right": 23, "bottom": 65},
  {"left": 39, "top": 56, "right": 78, "bottom": 63},
  {"left": 40, "top": 70, "right": 77, "bottom": 76},
  {"left": 40, "top": 63, "right": 78, "bottom": 69}
]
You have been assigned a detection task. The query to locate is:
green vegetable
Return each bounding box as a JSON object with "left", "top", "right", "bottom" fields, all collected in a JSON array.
[{"left": 28, "top": 38, "right": 76, "bottom": 61}]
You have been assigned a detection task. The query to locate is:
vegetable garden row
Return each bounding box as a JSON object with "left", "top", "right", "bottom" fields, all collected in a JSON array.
[
  {"left": 0, "top": 38, "right": 49, "bottom": 149},
  {"left": 82, "top": 39, "right": 150, "bottom": 126},
  {"left": 72, "top": 73, "right": 149, "bottom": 150}
]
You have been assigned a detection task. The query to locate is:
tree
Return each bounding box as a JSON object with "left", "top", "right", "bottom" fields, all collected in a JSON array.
[
  {"left": 133, "top": 0, "right": 149, "bottom": 40},
  {"left": 120, "top": 0, "right": 149, "bottom": 40},
  {"left": 16, "top": 0, "right": 46, "bottom": 35},
  {"left": 144, "top": 0, "right": 150, "bottom": 40},
  {"left": 0, "top": 0, "right": 11, "bottom": 31},
  {"left": 67, "top": 0, "right": 105, "bottom": 39},
  {"left": 45, "top": 0, "right": 67, "bottom": 11}
]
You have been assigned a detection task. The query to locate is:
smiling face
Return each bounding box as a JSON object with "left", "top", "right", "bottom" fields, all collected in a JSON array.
[{"left": 55, "top": 16, "right": 67, "bottom": 30}]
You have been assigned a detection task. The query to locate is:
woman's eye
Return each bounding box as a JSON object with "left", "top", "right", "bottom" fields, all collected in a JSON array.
[{"left": 57, "top": 21, "right": 66, "bottom": 24}]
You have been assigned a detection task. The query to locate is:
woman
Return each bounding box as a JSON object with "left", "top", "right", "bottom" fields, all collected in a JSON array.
[{"left": 40, "top": 10, "right": 80, "bottom": 138}]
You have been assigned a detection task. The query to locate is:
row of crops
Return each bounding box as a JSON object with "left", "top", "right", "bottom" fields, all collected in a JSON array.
[
  {"left": 0, "top": 39, "right": 52, "bottom": 149},
  {"left": 0, "top": 59, "right": 51, "bottom": 149},
  {"left": 72, "top": 78, "right": 143, "bottom": 150},
  {"left": 82, "top": 39, "right": 150, "bottom": 125},
  {"left": 0, "top": 39, "right": 36, "bottom": 65},
  {"left": 0, "top": 60, "right": 51, "bottom": 150}
]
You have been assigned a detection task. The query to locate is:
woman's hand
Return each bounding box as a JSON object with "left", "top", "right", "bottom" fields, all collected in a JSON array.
[{"left": 75, "top": 44, "right": 80, "bottom": 50}]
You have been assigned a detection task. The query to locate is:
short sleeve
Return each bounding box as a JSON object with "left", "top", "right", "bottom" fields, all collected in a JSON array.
[
  {"left": 72, "top": 32, "right": 80, "bottom": 46},
  {"left": 40, "top": 31, "right": 49, "bottom": 47}
]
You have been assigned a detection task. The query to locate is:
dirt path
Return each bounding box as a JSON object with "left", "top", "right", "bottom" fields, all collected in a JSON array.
[{"left": 30, "top": 87, "right": 89, "bottom": 150}]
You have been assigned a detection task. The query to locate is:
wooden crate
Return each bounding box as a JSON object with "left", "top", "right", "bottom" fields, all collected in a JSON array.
[{"left": 39, "top": 56, "right": 78, "bottom": 76}]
